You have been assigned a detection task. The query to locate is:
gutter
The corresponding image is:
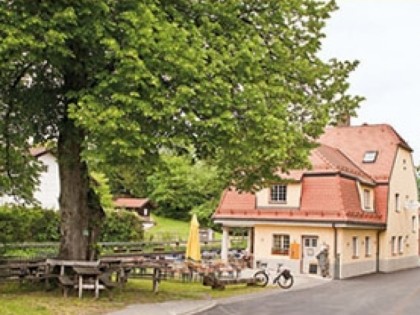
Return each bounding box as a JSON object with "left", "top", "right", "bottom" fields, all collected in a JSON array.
[{"left": 333, "top": 223, "right": 340, "bottom": 280}]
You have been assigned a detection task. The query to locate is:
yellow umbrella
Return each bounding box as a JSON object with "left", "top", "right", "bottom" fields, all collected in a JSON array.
[{"left": 186, "top": 214, "right": 201, "bottom": 262}]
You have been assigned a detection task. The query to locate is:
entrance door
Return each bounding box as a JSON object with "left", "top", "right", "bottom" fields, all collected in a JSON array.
[{"left": 301, "top": 236, "right": 319, "bottom": 274}]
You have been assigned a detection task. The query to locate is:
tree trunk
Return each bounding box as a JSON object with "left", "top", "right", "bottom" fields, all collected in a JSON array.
[{"left": 57, "top": 117, "right": 104, "bottom": 260}]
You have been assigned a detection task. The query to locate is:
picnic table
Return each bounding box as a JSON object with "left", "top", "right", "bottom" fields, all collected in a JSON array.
[
  {"left": 118, "top": 258, "right": 165, "bottom": 293},
  {"left": 73, "top": 266, "right": 103, "bottom": 299},
  {"left": 0, "top": 260, "right": 46, "bottom": 283}
]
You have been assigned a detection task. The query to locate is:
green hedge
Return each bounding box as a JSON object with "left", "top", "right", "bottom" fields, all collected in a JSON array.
[
  {"left": 0, "top": 206, "right": 143, "bottom": 244},
  {"left": 0, "top": 206, "right": 60, "bottom": 243},
  {"left": 100, "top": 209, "right": 144, "bottom": 242}
]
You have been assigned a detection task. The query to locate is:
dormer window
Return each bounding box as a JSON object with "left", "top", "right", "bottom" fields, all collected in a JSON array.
[
  {"left": 363, "top": 189, "right": 371, "bottom": 210},
  {"left": 270, "top": 184, "right": 287, "bottom": 203},
  {"left": 363, "top": 151, "right": 378, "bottom": 163}
]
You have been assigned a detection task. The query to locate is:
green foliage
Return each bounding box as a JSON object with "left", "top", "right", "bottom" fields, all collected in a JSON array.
[
  {"left": 191, "top": 198, "right": 221, "bottom": 229},
  {"left": 144, "top": 214, "right": 192, "bottom": 242},
  {"left": 90, "top": 171, "right": 114, "bottom": 209},
  {"left": 0, "top": 206, "right": 143, "bottom": 246},
  {"left": 0, "top": 206, "right": 60, "bottom": 243},
  {"left": 0, "top": 0, "right": 362, "bottom": 195},
  {"left": 100, "top": 210, "right": 144, "bottom": 242},
  {"left": 0, "top": 1, "right": 362, "bottom": 256},
  {"left": 146, "top": 154, "right": 223, "bottom": 223}
]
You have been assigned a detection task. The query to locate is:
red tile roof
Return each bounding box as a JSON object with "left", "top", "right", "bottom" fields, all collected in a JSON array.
[
  {"left": 319, "top": 124, "right": 410, "bottom": 182},
  {"left": 114, "top": 198, "right": 152, "bottom": 209},
  {"left": 214, "top": 124, "right": 410, "bottom": 226},
  {"left": 29, "top": 147, "right": 50, "bottom": 157},
  {"left": 309, "top": 144, "right": 374, "bottom": 184}
]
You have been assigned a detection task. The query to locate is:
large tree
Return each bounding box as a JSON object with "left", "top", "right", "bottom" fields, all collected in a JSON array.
[{"left": 0, "top": 0, "right": 361, "bottom": 260}]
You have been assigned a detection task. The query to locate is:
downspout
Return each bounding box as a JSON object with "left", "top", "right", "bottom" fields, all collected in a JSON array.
[
  {"left": 376, "top": 230, "right": 381, "bottom": 273},
  {"left": 333, "top": 223, "right": 339, "bottom": 279}
]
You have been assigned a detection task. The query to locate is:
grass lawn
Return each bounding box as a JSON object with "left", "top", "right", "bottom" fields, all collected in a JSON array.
[
  {"left": 0, "top": 278, "right": 271, "bottom": 315},
  {"left": 144, "top": 214, "right": 191, "bottom": 241},
  {"left": 144, "top": 214, "right": 221, "bottom": 242}
]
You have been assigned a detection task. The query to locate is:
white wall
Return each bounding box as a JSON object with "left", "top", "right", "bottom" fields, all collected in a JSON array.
[
  {"left": 0, "top": 152, "right": 60, "bottom": 210},
  {"left": 256, "top": 183, "right": 302, "bottom": 208},
  {"left": 34, "top": 153, "right": 60, "bottom": 210}
]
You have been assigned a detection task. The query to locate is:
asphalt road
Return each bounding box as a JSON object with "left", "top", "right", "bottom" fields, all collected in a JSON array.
[{"left": 197, "top": 267, "right": 420, "bottom": 315}]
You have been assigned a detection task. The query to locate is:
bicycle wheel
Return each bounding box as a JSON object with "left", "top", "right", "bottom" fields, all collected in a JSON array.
[
  {"left": 276, "top": 274, "right": 294, "bottom": 289},
  {"left": 253, "top": 271, "right": 269, "bottom": 287}
]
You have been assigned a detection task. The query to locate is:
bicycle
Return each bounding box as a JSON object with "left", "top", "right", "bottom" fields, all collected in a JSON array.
[{"left": 253, "top": 263, "right": 294, "bottom": 289}]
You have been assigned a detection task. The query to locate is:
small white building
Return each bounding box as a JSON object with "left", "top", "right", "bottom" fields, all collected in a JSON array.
[{"left": 0, "top": 148, "right": 60, "bottom": 210}]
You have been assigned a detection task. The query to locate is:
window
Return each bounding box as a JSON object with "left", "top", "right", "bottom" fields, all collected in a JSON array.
[
  {"left": 272, "top": 234, "right": 290, "bottom": 255},
  {"left": 391, "top": 236, "right": 396, "bottom": 255},
  {"left": 270, "top": 185, "right": 287, "bottom": 203},
  {"left": 304, "top": 237, "right": 318, "bottom": 247},
  {"left": 363, "top": 151, "right": 378, "bottom": 163},
  {"left": 365, "top": 236, "right": 371, "bottom": 257},
  {"left": 363, "top": 189, "right": 371, "bottom": 210},
  {"left": 398, "top": 236, "right": 403, "bottom": 254},
  {"left": 412, "top": 216, "right": 417, "bottom": 233},
  {"left": 352, "top": 237, "right": 359, "bottom": 258},
  {"left": 395, "top": 194, "right": 400, "bottom": 212}
]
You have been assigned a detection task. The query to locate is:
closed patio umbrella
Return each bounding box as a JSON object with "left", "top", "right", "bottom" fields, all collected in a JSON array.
[{"left": 186, "top": 214, "right": 201, "bottom": 262}]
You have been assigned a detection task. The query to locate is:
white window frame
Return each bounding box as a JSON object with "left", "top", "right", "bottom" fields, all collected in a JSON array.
[
  {"left": 352, "top": 236, "right": 359, "bottom": 258},
  {"left": 365, "top": 236, "right": 371, "bottom": 257},
  {"left": 391, "top": 236, "right": 397, "bottom": 255},
  {"left": 270, "top": 185, "right": 287, "bottom": 203},
  {"left": 272, "top": 234, "right": 290, "bottom": 255},
  {"left": 363, "top": 151, "right": 378, "bottom": 163},
  {"left": 398, "top": 236, "right": 403, "bottom": 255},
  {"left": 363, "top": 189, "right": 371, "bottom": 211}
]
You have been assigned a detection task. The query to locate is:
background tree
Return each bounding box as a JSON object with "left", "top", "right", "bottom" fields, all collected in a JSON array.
[
  {"left": 0, "top": 0, "right": 362, "bottom": 260},
  {"left": 103, "top": 153, "right": 222, "bottom": 227},
  {"left": 146, "top": 154, "right": 223, "bottom": 223}
]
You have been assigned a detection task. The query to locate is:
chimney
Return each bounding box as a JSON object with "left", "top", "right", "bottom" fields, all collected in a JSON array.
[{"left": 336, "top": 114, "right": 351, "bottom": 127}]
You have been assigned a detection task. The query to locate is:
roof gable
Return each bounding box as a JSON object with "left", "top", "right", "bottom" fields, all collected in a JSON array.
[
  {"left": 318, "top": 124, "right": 410, "bottom": 182},
  {"left": 114, "top": 198, "right": 154, "bottom": 209}
]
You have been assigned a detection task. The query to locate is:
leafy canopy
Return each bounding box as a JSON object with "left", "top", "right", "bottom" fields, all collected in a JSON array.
[{"left": 0, "top": 0, "right": 361, "bottom": 200}]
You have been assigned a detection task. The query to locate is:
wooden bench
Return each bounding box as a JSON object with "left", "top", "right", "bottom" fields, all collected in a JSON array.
[
  {"left": 58, "top": 275, "right": 75, "bottom": 298},
  {"left": 203, "top": 274, "right": 258, "bottom": 290},
  {"left": 99, "top": 271, "right": 119, "bottom": 300},
  {"left": 0, "top": 265, "right": 26, "bottom": 282}
]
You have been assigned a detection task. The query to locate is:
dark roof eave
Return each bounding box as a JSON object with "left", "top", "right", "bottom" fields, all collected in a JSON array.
[{"left": 213, "top": 216, "right": 386, "bottom": 229}]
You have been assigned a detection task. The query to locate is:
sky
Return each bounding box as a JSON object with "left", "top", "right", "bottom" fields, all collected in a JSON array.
[{"left": 320, "top": 0, "right": 420, "bottom": 164}]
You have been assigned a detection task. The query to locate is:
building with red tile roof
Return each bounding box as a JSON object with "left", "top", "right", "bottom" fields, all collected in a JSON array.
[
  {"left": 214, "top": 124, "right": 419, "bottom": 279},
  {"left": 114, "top": 197, "right": 155, "bottom": 228}
]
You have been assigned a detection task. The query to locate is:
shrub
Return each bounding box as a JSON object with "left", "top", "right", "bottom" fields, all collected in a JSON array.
[
  {"left": 0, "top": 206, "right": 60, "bottom": 243},
  {"left": 100, "top": 209, "right": 144, "bottom": 242},
  {"left": 0, "top": 205, "right": 143, "bottom": 245}
]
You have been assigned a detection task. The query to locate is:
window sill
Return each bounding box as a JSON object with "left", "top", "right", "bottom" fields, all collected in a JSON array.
[
  {"left": 362, "top": 209, "right": 375, "bottom": 213},
  {"left": 269, "top": 201, "right": 287, "bottom": 204}
]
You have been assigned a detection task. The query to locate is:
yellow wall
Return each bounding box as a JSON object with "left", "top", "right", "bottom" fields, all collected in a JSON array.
[
  {"left": 256, "top": 183, "right": 302, "bottom": 208},
  {"left": 254, "top": 224, "right": 334, "bottom": 273},
  {"left": 381, "top": 148, "right": 418, "bottom": 264},
  {"left": 338, "top": 229, "right": 378, "bottom": 262},
  {"left": 253, "top": 224, "right": 380, "bottom": 278}
]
